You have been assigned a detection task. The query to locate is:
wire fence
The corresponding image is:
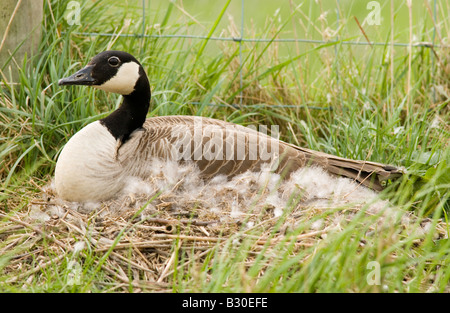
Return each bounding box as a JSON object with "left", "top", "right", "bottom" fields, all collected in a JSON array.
[{"left": 68, "top": 0, "right": 442, "bottom": 109}]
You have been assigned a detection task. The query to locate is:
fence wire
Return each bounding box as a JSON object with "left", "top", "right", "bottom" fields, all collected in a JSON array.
[{"left": 69, "top": 0, "right": 440, "bottom": 109}]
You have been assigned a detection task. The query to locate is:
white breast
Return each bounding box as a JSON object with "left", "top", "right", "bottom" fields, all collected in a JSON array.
[{"left": 54, "top": 121, "right": 124, "bottom": 202}]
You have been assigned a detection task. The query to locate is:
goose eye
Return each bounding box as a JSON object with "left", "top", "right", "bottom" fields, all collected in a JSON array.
[{"left": 108, "top": 56, "right": 120, "bottom": 67}]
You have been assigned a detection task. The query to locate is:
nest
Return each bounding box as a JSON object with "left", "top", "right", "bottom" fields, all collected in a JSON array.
[{"left": 1, "top": 164, "right": 446, "bottom": 292}]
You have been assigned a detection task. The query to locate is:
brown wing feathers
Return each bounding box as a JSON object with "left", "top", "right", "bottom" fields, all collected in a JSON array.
[
  {"left": 281, "top": 145, "right": 403, "bottom": 191},
  {"left": 140, "top": 116, "right": 402, "bottom": 191}
]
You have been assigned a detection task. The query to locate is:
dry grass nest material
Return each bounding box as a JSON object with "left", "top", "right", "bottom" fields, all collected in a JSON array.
[{"left": 1, "top": 163, "right": 447, "bottom": 292}]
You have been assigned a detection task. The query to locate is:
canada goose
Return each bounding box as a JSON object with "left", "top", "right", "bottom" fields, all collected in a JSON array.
[{"left": 56, "top": 50, "right": 402, "bottom": 203}]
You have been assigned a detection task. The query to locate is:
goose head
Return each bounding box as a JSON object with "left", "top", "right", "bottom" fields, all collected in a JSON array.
[
  {"left": 59, "top": 50, "right": 151, "bottom": 96},
  {"left": 59, "top": 50, "right": 151, "bottom": 142}
]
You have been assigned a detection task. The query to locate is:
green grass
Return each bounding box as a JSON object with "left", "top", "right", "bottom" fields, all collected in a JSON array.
[{"left": 0, "top": 0, "right": 449, "bottom": 292}]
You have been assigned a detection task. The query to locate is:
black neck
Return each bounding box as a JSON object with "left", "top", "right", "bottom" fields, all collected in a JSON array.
[{"left": 100, "top": 71, "right": 151, "bottom": 143}]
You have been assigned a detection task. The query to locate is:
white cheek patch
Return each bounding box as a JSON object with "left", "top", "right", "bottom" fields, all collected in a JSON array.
[{"left": 95, "top": 61, "right": 140, "bottom": 95}]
